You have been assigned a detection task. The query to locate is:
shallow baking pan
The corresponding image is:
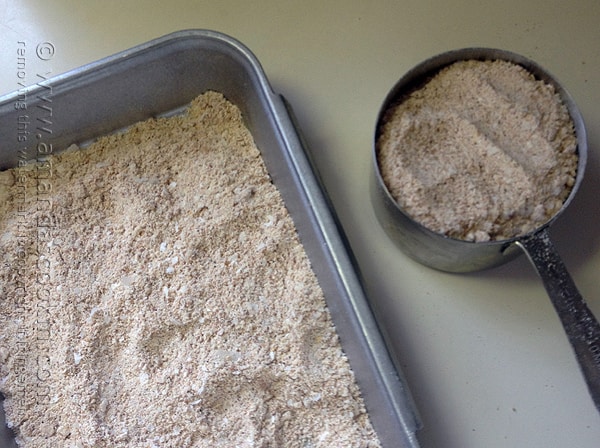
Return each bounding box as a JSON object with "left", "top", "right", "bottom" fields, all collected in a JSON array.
[{"left": 0, "top": 29, "right": 420, "bottom": 447}]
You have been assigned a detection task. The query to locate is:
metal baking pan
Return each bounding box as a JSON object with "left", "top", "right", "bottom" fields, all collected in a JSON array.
[{"left": 0, "top": 29, "right": 421, "bottom": 447}]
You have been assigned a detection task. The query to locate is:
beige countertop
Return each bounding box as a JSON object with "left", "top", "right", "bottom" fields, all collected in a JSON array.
[{"left": 1, "top": 1, "right": 599, "bottom": 447}]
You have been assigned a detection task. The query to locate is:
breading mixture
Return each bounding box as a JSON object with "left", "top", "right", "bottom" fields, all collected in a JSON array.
[
  {"left": 0, "top": 92, "right": 380, "bottom": 447},
  {"left": 377, "top": 59, "right": 577, "bottom": 242}
]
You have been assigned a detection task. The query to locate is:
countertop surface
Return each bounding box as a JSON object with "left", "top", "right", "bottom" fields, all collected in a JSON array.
[{"left": 1, "top": 1, "right": 599, "bottom": 447}]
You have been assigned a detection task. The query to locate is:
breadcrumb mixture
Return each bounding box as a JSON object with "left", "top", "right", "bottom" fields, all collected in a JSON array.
[
  {"left": 0, "top": 92, "right": 380, "bottom": 447},
  {"left": 377, "top": 59, "right": 578, "bottom": 242}
]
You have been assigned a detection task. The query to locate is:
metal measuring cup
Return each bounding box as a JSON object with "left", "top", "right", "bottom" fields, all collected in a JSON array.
[{"left": 371, "top": 48, "right": 600, "bottom": 412}]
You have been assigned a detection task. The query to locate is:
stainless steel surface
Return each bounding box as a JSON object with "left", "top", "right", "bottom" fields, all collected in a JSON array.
[
  {"left": 516, "top": 229, "right": 600, "bottom": 412},
  {"left": 0, "top": 30, "right": 421, "bottom": 447},
  {"left": 372, "top": 47, "right": 586, "bottom": 273},
  {"left": 372, "top": 47, "right": 599, "bottom": 411},
  {"left": 0, "top": 411, "right": 15, "bottom": 448}
]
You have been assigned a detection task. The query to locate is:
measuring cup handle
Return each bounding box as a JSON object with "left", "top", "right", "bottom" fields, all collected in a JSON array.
[{"left": 516, "top": 227, "right": 600, "bottom": 412}]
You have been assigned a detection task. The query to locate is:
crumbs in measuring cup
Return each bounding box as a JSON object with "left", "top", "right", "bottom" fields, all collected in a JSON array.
[{"left": 377, "top": 59, "right": 578, "bottom": 242}]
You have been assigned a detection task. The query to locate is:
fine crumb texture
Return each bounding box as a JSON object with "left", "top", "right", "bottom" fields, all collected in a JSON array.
[
  {"left": 377, "top": 59, "right": 578, "bottom": 242},
  {"left": 0, "top": 92, "right": 380, "bottom": 448}
]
